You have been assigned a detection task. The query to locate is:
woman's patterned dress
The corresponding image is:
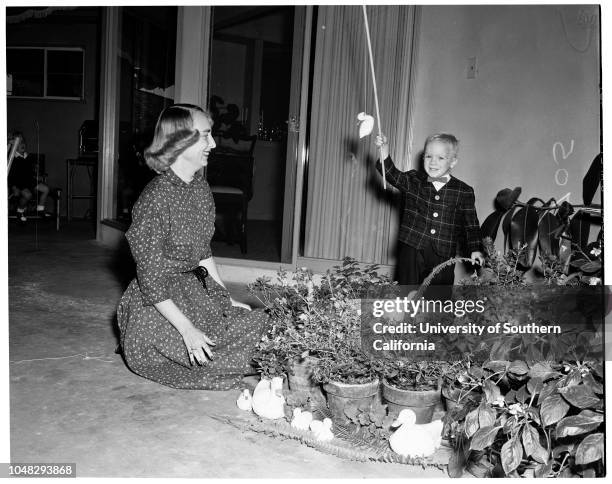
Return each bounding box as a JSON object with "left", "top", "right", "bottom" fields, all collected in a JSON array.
[{"left": 117, "top": 169, "right": 269, "bottom": 390}]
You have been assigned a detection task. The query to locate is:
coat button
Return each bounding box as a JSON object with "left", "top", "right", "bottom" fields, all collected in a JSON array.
[
  {"left": 430, "top": 229, "right": 436, "bottom": 234},
  {"left": 434, "top": 195, "right": 440, "bottom": 200},
  {"left": 433, "top": 212, "right": 439, "bottom": 218}
]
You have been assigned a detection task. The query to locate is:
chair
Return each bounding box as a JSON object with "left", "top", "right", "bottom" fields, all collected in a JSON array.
[
  {"left": 78, "top": 120, "right": 99, "bottom": 157},
  {"left": 206, "top": 134, "right": 257, "bottom": 254},
  {"left": 66, "top": 120, "right": 99, "bottom": 221}
]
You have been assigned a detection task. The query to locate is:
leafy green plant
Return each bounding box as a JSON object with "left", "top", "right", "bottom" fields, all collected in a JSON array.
[
  {"left": 460, "top": 238, "right": 529, "bottom": 287},
  {"left": 480, "top": 161, "right": 602, "bottom": 281},
  {"left": 565, "top": 238, "right": 603, "bottom": 285},
  {"left": 248, "top": 258, "right": 395, "bottom": 383},
  {"left": 251, "top": 337, "right": 291, "bottom": 379},
  {"left": 343, "top": 400, "right": 395, "bottom": 441},
  {"left": 447, "top": 359, "right": 604, "bottom": 477},
  {"left": 311, "top": 348, "right": 385, "bottom": 385},
  {"left": 248, "top": 266, "right": 318, "bottom": 378},
  {"left": 441, "top": 360, "right": 483, "bottom": 406},
  {"left": 383, "top": 359, "right": 449, "bottom": 391},
  {"left": 447, "top": 239, "right": 605, "bottom": 477}
]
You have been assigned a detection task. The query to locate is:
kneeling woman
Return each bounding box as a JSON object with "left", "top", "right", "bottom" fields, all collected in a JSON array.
[{"left": 117, "top": 104, "right": 269, "bottom": 390}]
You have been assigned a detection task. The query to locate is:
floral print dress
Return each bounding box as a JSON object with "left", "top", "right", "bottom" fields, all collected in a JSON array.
[{"left": 117, "top": 169, "right": 269, "bottom": 390}]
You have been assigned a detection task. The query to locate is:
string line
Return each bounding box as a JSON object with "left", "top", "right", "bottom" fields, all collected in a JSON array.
[
  {"left": 362, "top": 5, "right": 386, "bottom": 189},
  {"left": 10, "top": 352, "right": 116, "bottom": 365}
]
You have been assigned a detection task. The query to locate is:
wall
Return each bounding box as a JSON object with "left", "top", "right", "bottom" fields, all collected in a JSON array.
[
  {"left": 409, "top": 5, "right": 600, "bottom": 247},
  {"left": 218, "top": 9, "right": 292, "bottom": 45},
  {"left": 210, "top": 39, "right": 248, "bottom": 109},
  {"left": 7, "top": 13, "right": 100, "bottom": 217}
]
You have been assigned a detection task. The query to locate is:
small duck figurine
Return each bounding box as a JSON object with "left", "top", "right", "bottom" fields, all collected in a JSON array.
[
  {"left": 291, "top": 408, "right": 313, "bottom": 431},
  {"left": 309, "top": 418, "right": 334, "bottom": 441},
  {"left": 236, "top": 389, "right": 253, "bottom": 411},
  {"left": 252, "top": 376, "right": 286, "bottom": 420},
  {"left": 389, "top": 409, "right": 443, "bottom": 458}
]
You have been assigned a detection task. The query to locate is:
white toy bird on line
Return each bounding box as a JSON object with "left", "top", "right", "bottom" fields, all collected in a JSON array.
[
  {"left": 357, "top": 112, "right": 375, "bottom": 139},
  {"left": 388, "top": 409, "right": 444, "bottom": 458}
]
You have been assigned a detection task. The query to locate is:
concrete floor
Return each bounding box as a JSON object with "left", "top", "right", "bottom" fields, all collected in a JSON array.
[{"left": 8, "top": 220, "right": 445, "bottom": 478}]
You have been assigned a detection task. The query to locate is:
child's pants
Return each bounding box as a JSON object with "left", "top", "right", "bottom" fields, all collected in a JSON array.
[{"left": 396, "top": 241, "right": 455, "bottom": 299}]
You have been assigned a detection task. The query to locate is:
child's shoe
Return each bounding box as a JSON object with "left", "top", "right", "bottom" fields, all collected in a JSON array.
[
  {"left": 36, "top": 206, "right": 52, "bottom": 218},
  {"left": 16, "top": 208, "right": 26, "bottom": 223}
]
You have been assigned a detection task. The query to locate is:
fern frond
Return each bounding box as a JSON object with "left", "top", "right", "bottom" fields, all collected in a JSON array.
[
  {"left": 415, "top": 257, "right": 473, "bottom": 299},
  {"left": 215, "top": 412, "right": 450, "bottom": 467}
]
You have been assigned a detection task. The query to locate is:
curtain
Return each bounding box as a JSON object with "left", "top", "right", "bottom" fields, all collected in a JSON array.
[{"left": 303, "top": 5, "right": 419, "bottom": 264}]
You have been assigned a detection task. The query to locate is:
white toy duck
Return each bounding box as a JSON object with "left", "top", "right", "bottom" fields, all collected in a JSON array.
[
  {"left": 309, "top": 418, "right": 334, "bottom": 441},
  {"left": 291, "top": 408, "right": 313, "bottom": 431},
  {"left": 252, "top": 376, "right": 286, "bottom": 420},
  {"left": 236, "top": 389, "right": 253, "bottom": 411},
  {"left": 389, "top": 409, "right": 443, "bottom": 458}
]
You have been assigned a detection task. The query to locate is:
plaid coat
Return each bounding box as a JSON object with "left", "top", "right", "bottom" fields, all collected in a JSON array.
[{"left": 377, "top": 156, "right": 482, "bottom": 258}]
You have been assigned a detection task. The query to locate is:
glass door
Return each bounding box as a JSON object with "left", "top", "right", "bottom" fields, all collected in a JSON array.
[{"left": 208, "top": 6, "right": 305, "bottom": 263}]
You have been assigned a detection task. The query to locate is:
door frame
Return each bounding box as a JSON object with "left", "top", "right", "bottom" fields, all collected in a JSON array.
[
  {"left": 280, "top": 6, "right": 312, "bottom": 265},
  {"left": 210, "top": 5, "right": 313, "bottom": 269}
]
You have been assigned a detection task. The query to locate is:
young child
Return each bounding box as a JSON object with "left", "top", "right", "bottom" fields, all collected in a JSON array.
[
  {"left": 8, "top": 132, "right": 51, "bottom": 223},
  {"left": 375, "top": 133, "right": 484, "bottom": 288}
]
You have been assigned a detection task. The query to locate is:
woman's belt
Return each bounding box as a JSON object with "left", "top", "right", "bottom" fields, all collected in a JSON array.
[{"left": 190, "top": 266, "right": 209, "bottom": 290}]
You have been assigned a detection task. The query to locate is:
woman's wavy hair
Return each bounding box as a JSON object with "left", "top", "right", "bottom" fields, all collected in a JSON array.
[{"left": 144, "top": 104, "right": 212, "bottom": 173}]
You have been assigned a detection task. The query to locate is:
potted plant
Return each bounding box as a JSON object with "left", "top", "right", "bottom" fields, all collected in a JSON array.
[
  {"left": 299, "top": 294, "right": 382, "bottom": 422},
  {"left": 447, "top": 359, "right": 604, "bottom": 478},
  {"left": 249, "top": 266, "right": 321, "bottom": 392},
  {"left": 441, "top": 361, "right": 484, "bottom": 414},
  {"left": 250, "top": 258, "right": 395, "bottom": 421},
  {"left": 310, "top": 259, "right": 395, "bottom": 421},
  {"left": 381, "top": 359, "right": 446, "bottom": 423},
  {"left": 444, "top": 233, "right": 605, "bottom": 477},
  {"left": 312, "top": 347, "right": 384, "bottom": 422}
]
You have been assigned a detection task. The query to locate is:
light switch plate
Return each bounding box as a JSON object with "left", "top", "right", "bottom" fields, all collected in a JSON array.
[{"left": 467, "top": 56, "right": 477, "bottom": 79}]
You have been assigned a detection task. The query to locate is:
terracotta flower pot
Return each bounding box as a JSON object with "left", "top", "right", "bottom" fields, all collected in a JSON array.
[
  {"left": 287, "top": 356, "right": 318, "bottom": 392},
  {"left": 323, "top": 379, "right": 380, "bottom": 422},
  {"left": 442, "top": 385, "right": 480, "bottom": 413},
  {"left": 442, "top": 387, "right": 462, "bottom": 413},
  {"left": 288, "top": 356, "right": 325, "bottom": 402},
  {"left": 382, "top": 379, "right": 441, "bottom": 423}
]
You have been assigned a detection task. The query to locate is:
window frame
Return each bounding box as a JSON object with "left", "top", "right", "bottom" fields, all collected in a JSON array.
[{"left": 7, "top": 46, "right": 85, "bottom": 101}]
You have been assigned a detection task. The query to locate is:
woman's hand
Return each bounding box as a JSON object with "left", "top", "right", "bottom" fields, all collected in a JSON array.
[
  {"left": 154, "top": 299, "right": 216, "bottom": 365},
  {"left": 230, "top": 298, "right": 252, "bottom": 311},
  {"left": 180, "top": 326, "right": 216, "bottom": 365}
]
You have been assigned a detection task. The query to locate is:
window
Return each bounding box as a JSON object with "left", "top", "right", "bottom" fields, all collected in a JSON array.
[{"left": 7, "top": 47, "right": 84, "bottom": 100}]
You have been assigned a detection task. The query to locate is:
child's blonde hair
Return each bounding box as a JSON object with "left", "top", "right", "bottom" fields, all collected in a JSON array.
[{"left": 424, "top": 133, "right": 459, "bottom": 158}]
